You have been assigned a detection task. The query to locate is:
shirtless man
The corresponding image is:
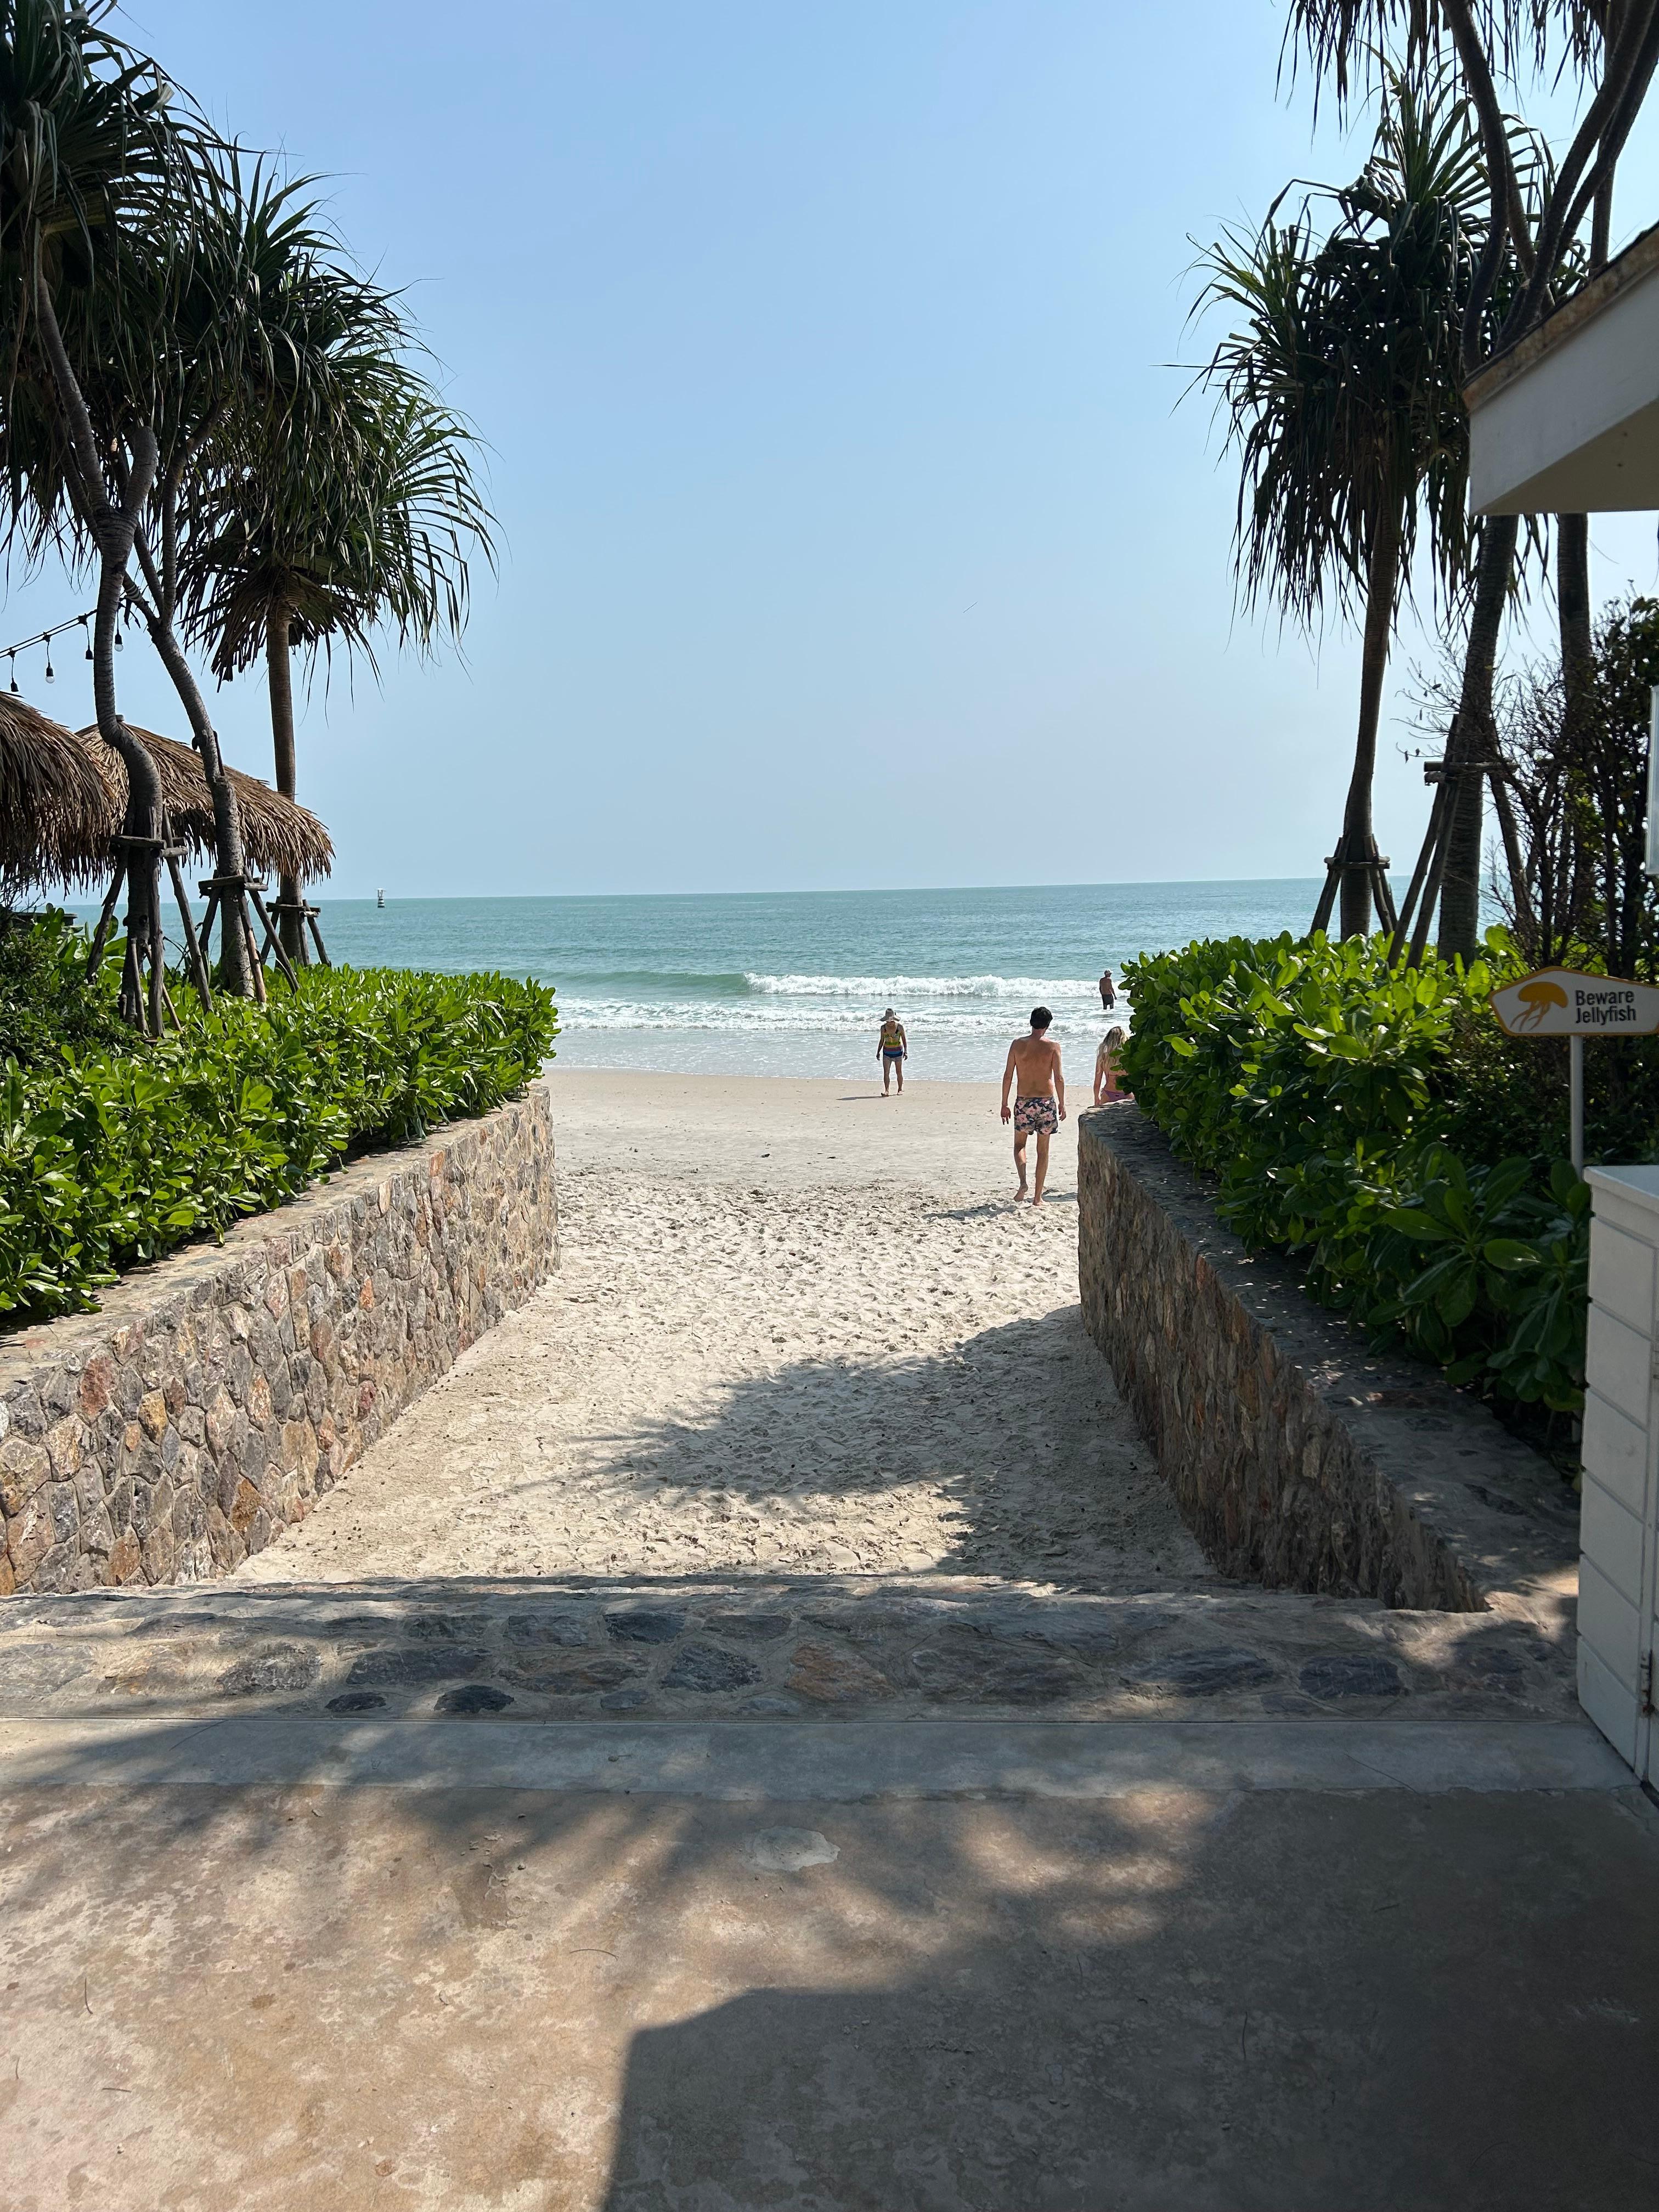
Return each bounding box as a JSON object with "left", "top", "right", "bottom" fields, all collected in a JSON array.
[{"left": 1000, "top": 1006, "right": 1065, "bottom": 1205}]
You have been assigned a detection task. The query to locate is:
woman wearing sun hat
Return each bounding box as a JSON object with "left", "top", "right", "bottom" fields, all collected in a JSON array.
[{"left": 876, "top": 1007, "right": 907, "bottom": 1094}]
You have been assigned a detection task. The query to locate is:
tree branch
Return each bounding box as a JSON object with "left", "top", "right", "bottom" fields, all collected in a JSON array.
[
  {"left": 1440, "top": 0, "right": 1528, "bottom": 354},
  {"left": 1550, "top": 3, "right": 1659, "bottom": 274},
  {"left": 32, "top": 261, "right": 111, "bottom": 528},
  {"left": 1518, "top": 0, "right": 1659, "bottom": 326}
]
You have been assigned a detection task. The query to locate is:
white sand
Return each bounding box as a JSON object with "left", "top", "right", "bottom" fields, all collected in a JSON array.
[{"left": 237, "top": 1070, "right": 1213, "bottom": 1588}]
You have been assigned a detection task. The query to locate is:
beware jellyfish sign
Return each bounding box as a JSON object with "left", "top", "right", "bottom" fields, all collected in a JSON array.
[
  {"left": 1492, "top": 966, "right": 1659, "bottom": 1173},
  {"left": 1491, "top": 967, "right": 1659, "bottom": 1037}
]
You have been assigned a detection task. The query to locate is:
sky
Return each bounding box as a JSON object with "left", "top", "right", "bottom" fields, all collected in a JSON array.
[{"left": 9, "top": 1, "right": 1659, "bottom": 900}]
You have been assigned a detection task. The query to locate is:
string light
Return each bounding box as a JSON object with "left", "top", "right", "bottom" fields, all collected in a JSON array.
[{"left": 0, "top": 607, "right": 98, "bottom": 693}]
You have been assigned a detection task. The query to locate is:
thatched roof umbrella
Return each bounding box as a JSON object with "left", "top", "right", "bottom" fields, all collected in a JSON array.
[
  {"left": 80, "top": 725, "right": 334, "bottom": 887},
  {"left": 0, "top": 695, "right": 119, "bottom": 898},
  {"left": 0, "top": 697, "right": 332, "bottom": 952}
]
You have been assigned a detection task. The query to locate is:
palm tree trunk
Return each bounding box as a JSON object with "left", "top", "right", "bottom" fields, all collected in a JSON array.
[
  {"left": 1438, "top": 514, "right": 1519, "bottom": 961},
  {"left": 1339, "top": 506, "right": 1403, "bottom": 938},
  {"left": 1558, "top": 512, "right": 1594, "bottom": 738},
  {"left": 142, "top": 613, "right": 251, "bottom": 996},
  {"left": 266, "top": 605, "right": 303, "bottom": 964},
  {"left": 32, "top": 266, "right": 165, "bottom": 1027}
]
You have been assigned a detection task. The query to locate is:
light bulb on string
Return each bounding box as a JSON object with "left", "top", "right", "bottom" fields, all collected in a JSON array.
[
  {"left": 7, "top": 652, "right": 16, "bottom": 695},
  {"left": 114, "top": 625, "right": 123, "bottom": 651},
  {"left": 43, "top": 641, "right": 55, "bottom": 683},
  {"left": 81, "top": 614, "right": 92, "bottom": 662}
]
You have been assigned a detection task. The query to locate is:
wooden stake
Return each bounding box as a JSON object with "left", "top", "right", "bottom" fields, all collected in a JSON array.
[
  {"left": 243, "top": 907, "right": 267, "bottom": 1006},
  {"left": 166, "top": 851, "right": 212, "bottom": 1010},
  {"left": 249, "top": 885, "right": 300, "bottom": 990},
  {"left": 86, "top": 861, "right": 126, "bottom": 979},
  {"left": 1389, "top": 776, "right": 1451, "bottom": 964}
]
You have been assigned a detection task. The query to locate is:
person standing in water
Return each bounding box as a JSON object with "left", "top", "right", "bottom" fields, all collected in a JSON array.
[
  {"left": 1098, "top": 966, "right": 1116, "bottom": 1011},
  {"left": 1001, "top": 1006, "right": 1065, "bottom": 1204},
  {"left": 877, "top": 1006, "right": 908, "bottom": 1095},
  {"left": 1093, "top": 1024, "right": 1129, "bottom": 1106}
]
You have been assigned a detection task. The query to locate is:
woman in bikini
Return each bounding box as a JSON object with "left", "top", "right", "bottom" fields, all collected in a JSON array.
[
  {"left": 1093, "top": 1025, "right": 1129, "bottom": 1107},
  {"left": 877, "top": 1007, "right": 907, "bottom": 1094}
]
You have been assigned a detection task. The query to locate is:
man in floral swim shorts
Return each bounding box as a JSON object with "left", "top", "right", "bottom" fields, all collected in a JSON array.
[{"left": 1000, "top": 1005, "right": 1066, "bottom": 1206}]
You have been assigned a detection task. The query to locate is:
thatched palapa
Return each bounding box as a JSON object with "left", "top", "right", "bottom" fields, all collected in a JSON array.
[
  {"left": 0, "top": 693, "right": 332, "bottom": 895},
  {"left": 0, "top": 695, "right": 117, "bottom": 896},
  {"left": 84, "top": 724, "right": 334, "bottom": 888}
]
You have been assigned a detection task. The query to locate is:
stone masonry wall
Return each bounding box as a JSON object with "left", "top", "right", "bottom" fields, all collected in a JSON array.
[
  {"left": 0, "top": 1082, "right": 555, "bottom": 1595},
  {"left": 1077, "top": 1107, "right": 1579, "bottom": 1615}
]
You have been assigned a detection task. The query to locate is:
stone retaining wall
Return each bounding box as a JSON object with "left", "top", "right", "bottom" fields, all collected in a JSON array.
[
  {"left": 1077, "top": 1107, "right": 1579, "bottom": 1616},
  {"left": 0, "top": 1082, "right": 556, "bottom": 1595}
]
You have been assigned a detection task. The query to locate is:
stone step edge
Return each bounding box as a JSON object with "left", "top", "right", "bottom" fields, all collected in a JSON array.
[{"left": 0, "top": 1714, "right": 1630, "bottom": 1800}]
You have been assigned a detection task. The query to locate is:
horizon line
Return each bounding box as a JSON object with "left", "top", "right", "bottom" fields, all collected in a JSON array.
[{"left": 215, "top": 873, "right": 1329, "bottom": 907}]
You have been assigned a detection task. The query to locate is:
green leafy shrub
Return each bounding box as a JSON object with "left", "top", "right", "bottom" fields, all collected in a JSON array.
[
  {"left": 0, "top": 952, "right": 557, "bottom": 1323},
  {"left": 0, "top": 909, "right": 132, "bottom": 1063},
  {"left": 1119, "top": 931, "right": 1589, "bottom": 1416}
]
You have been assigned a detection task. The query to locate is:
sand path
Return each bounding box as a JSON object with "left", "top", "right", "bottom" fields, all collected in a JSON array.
[{"left": 237, "top": 1072, "right": 1213, "bottom": 1588}]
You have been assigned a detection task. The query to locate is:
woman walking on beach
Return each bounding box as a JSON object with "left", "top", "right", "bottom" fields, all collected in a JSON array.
[
  {"left": 1094, "top": 1025, "right": 1128, "bottom": 1107},
  {"left": 877, "top": 1007, "right": 908, "bottom": 1094}
]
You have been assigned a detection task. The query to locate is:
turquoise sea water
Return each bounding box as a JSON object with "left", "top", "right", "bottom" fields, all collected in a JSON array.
[{"left": 290, "top": 879, "right": 1321, "bottom": 1081}]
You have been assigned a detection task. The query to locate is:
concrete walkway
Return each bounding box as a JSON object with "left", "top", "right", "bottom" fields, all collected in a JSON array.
[
  {"left": 2, "top": 1701, "right": 1656, "bottom": 2211},
  {"left": 3, "top": 1079, "right": 1657, "bottom": 2209}
]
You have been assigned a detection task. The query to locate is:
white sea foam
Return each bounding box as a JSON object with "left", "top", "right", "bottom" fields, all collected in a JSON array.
[
  {"left": 561, "top": 994, "right": 1128, "bottom": 1037},
  {"left": 743, "top": 972, "right": 1100, "bottom": 1000}
]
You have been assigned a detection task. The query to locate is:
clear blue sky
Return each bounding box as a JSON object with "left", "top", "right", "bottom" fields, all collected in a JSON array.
[{"left": 10, "top": 2, "right": 1659, "bottom": 897}]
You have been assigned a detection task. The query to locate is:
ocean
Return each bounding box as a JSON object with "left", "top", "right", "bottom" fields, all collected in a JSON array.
[{"left": 298, "top": 879, "right": 1321, "bottom": 1081}]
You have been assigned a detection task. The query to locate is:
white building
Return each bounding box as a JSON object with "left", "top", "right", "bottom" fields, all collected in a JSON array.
[{"left": 1468, "top": 244, "right": 1659, "bottom": 1782}]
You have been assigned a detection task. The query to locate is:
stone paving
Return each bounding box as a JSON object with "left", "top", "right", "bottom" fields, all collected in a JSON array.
[{"left": 0, "top": 1573, "right": 1575, "bottom": 1728}]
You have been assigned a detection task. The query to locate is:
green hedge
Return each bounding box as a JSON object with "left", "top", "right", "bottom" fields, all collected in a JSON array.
[
  {"left": 1, "top": 942, "right": 557, "bottom": 1323},
  {"left": 1118, "top": 933, "right": 1588, "bottom": 1417}
]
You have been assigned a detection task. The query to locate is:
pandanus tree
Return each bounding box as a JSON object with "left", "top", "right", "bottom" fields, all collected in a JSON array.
[
  {"left": 1283, "top": 2, "right": 1659, "bottom": 955},
  {"left": 0, "top": 0, "right": 189, "bottom": 1027},
  {"left": 182, "top": 290, "right": 494, "bottom": 961},
  {"left": 1195, "top": 71, "right": 1490, "bottom": 936},
  {"left": 117, "top": 158, "right": 368, "bottom": 996}
]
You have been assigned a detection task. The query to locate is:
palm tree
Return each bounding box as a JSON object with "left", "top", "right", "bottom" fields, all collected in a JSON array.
[
  {"left": 120, "top": 156, "right": 365, "bottom": 995},
  {"left": 1283, "top": 4, "right": 1659, "bottom": 955},
  {"left": 1195, "top": 72, "right": 1487, "bottom": 936},
  {"left": 0, "top": 0, "right": 191, "bottom": 1028},
  {"left": 182, "top": 294, "right": 495, "bottom": 960}
]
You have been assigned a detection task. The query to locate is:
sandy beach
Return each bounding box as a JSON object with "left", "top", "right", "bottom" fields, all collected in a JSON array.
[{"left": 238, "top": 1069, "right": 1213, "bottom": 1589}]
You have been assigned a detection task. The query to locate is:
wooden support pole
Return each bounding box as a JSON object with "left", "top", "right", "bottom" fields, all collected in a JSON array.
[
  {"left": 1369, "top": 845, "right": 1398, "bottom": 935},
  {"left": 146, "top": 889, "right": 164, "bottom": 1040},
  {"left": 1487, "top": 766, "right": 1534, "bottom": 939},
  {"left": 166, "top": 851, "right": 212, "bottom": 1011},
  {"left": 118, "top": 927, "right": 142, "bottom": 1026},
  {"left": 1407, "top": 802, "right": 1456, "bottom": 970},
  {"left": 249, "top": 885, "right": 300, "bottom": 990},
  {"left": 1389, "top": 781, "right": 1450, "bottom": 964},
  {"left": 86, "top": 861, "right": 126, "bottom": 979},
  {"left": 306, "top": 909, "right": 331, "bottom": 968},
  {"left": 1310, "top": 838, "right": 1344, "bottom": 936},
  {"left": 244, "top": 906, "right": 268, "bottom": 1006},
  {"left": 196, "top": 889, "right": 220, "bottom": 973}
]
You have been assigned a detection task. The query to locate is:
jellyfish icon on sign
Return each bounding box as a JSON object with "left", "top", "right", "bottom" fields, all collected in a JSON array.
[{"left": 1513, "top": 978, "right": 1570, "bottom": 1032}]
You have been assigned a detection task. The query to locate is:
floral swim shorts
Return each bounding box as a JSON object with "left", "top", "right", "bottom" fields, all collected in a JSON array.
[{"left": 1013, "top": 1094, "right": 1058, "bottom": 1137}]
